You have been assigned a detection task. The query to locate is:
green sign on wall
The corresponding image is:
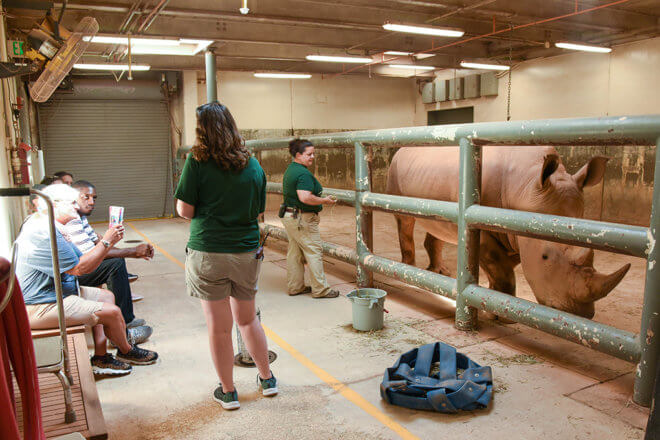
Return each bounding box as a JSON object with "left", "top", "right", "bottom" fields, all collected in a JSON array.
[{"left": 8, "top": 40, "right": 24, "bottom": 57}]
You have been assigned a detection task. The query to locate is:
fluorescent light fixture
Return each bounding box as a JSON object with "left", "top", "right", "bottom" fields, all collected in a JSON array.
[
  {"left": 555, "top": 42, "right": 612, "bottom": 53},
  {"left": 84, "top": 36, "right": 179, "bottom": 45},
  {"left": 384, "top": 51, "right": 413, "bottom": 56},
  {"left": 129, "top": 46, "right": 198, "bottom": 55},
  {"left": 180, "top": 39, "right": 213, "bottom": 53},
  {"left": 387, "top": 64, "right": 436, "bottom": 71},
  {"left": 383, "top": 23, "right": 464, "bottom": 38},
  {"left": 73, "top": 63, "right": 151, "bottom": 71},
  {"left": 254, "top": 73, "right": 312, "bottom": 79},
  {"left": 84, "top": 35, "right": 214, "bottom": 55},
  {"left": 384, "top": 51, "right": 435, "bottom": 60},
  {"left": 460, "top": 61, "right": 510, "bottom": 71},
  {"left": 306, "top": 55, "right": 372, "bottom": 63}
]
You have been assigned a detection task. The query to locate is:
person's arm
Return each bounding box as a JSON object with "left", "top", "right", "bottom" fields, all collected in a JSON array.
[
  {"left": 176, "top": 199, "right": 195, "bottom": 219},
  {"left": 295, "top": 172, "right": 336, "bottom": 206},
  {"left": 296, "top": 190, "right": 336, "bottom": 206},
  {"left": 66, "top": 226, "right": 124, "bottom": 275},
  {"left": 174, "top": 155, "right": 199, "bottom": 220},
  {"left": 106, "top": 243, "right": 154, "bottom": 260}
]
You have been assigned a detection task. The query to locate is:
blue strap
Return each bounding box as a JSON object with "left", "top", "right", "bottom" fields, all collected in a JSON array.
[{"left": 381, "top": 342, "right": 493, "bottom": 413}]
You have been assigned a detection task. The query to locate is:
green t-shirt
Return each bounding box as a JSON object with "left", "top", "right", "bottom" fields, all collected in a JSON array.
[
  {"left": 174, "top": 155, "right": 266, "bottom": 253},
  {"left": 282, "top": 162, "right": 323, "bottom": 213}
]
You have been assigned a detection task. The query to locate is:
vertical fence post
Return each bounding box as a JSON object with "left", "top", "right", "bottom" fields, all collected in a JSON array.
[
  {"left": 355, "top": 141, "right": 373, "bottom": 288},
  {"left": 635, "top": 137, "right": 660, "bottom": 407},
  {"left": 455, "top": 137, "right": 482, "bottom": 331}
]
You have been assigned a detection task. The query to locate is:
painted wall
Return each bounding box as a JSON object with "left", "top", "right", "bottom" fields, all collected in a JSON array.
[
  {"left": 415, "top": 37, "right": 660, "bottom": 225},
  {"left": 182, "top": 70, "right": 418, "bottom": 208},
  {"left": 194, "top": 71, "right": 419, "bottom": 130},
  {"left": 178, "top": 38, "right": 659, "bottom": 225}
]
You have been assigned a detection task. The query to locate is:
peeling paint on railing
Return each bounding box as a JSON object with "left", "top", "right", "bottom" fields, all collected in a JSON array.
[{"left": 463, "top": 285, "right": 640, "bottom": 363}]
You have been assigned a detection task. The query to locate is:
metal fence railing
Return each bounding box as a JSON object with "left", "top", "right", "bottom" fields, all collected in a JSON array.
[{"left": 179, "top": 114, "right": 660, "bottom": 407}]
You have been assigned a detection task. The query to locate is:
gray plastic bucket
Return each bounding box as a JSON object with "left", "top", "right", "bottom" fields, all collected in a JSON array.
[{"left": 347, "top": 288, "right": 387, "bottom": 331}]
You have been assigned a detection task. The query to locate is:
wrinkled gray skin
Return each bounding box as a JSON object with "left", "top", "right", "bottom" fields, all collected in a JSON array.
[{"left": 386, "top": 146, "right": 630, "bottom": 319}]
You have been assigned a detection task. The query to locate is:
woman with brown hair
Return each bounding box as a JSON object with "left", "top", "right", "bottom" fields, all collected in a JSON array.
[{"left": 175, "top": 102, "right": 277, "bottom": 410}]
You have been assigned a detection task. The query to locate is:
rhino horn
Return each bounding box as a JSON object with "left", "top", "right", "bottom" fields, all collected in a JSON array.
[
  {"left": 572, "top": 247, "right": 594, "bottom": 267},
  {"left": 582, "top": 263, "right": 631, "bottom": 303}
]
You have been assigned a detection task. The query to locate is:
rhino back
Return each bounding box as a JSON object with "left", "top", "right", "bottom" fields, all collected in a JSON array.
[{"left": 387, "top": 146, "right": 559, "bottom": 209}]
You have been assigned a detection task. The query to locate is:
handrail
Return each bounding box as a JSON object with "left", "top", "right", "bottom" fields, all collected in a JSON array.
[
  {"left": 250, "top": 114, "right": 660, "bottom": 408},
  {"left": 176, "top": 114, "right": 660, "bottom": 158}
]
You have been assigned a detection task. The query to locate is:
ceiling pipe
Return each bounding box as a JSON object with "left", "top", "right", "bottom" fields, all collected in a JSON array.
[
  {"left": 53, "top": 2, "right": 382, "bottom": 32},
  {"left": 137, "top": 0, "right": 170, "bottom": 33},
  {"left": 118, "top": 1, "right": 140, "bottom": 33},
  {"left": 426, "top": 0, "right": 498, "bottom": 24},
  {"left": 333, "top": 0, "right": 635, "bottom": 78}
]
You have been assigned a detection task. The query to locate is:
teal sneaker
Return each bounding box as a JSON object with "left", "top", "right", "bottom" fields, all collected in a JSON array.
[
  {"left": 213, "top": 385, "right": 240, "bottom": 410},
  {"left": 257, "top": 373, "right": 278, "bottom": 397}
]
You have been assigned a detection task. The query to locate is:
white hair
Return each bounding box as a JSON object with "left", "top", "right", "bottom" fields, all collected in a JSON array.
[{"left": 37, "top": 184, "right": 81, "bottom": 218}]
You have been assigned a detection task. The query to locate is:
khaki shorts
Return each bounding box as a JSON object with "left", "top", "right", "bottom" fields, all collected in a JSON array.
[
  {"left": 26, "top": 286, "right": 105, "bottom": 330},
  {"left": 185, "top": 248, "right": 262, "bottom": 301}
]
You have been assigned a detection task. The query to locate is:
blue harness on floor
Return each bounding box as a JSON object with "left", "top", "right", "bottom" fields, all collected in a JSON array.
[{"left": 380, "top": 342, "right": 493, "bottom": 413}]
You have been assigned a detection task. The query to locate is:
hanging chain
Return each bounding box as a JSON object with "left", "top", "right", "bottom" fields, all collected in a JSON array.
[{"left": 506, "top": 24, "right": 513, "bottom": 121}]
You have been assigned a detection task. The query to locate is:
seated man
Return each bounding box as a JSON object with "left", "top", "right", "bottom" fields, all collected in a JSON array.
[
  {"left": 15, "top": 184, "right": 158, "bottom": 375},
  {"left": 64, "top": 181, "right": 153, "bottom": 332},
  {"left": 53, "top": 171, "right": 74, "bottom": 186}
]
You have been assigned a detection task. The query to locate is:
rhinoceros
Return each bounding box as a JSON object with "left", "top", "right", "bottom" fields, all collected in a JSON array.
[{"left": 386, "top": 146, "right": 630, "bottom": 319}]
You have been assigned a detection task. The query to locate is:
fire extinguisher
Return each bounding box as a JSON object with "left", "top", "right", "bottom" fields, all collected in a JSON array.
[{"left": 12, "top": 142, "right": 31, "bottom": 185}]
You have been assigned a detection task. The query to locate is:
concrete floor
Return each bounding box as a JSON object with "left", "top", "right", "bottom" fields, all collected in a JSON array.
[{"left": 94, "top": 206, "right": 650, "bottom": 440}]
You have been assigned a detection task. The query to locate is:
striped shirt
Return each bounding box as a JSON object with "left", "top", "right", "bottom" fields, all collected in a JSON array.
[{"left": 61, "top": 216, "right": 98, "bottom": 254}]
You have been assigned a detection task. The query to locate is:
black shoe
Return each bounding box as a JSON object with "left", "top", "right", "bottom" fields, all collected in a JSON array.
[
  {"left": 128, "top": 273, "right": 139, "bottom": 283},
  {"left": 116, "top": 344, "right": 159, "bottom": 365},
  {"left": 91, "top": 353, "right": 132, "bottom": 376}
]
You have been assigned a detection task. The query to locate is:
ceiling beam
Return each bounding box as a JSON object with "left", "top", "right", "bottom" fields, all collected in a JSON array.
[{"left": 54, "top": 1, "right": 384, "bottom": 32}]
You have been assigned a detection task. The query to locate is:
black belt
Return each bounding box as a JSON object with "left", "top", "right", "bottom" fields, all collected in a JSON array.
[{"left": 284, "top": 207, "right": 299, "bottom": 214}]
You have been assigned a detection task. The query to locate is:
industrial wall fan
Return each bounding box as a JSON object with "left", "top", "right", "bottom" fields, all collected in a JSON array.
[{"left": 1, "top": 13, "right": 98, "bottom": 102}]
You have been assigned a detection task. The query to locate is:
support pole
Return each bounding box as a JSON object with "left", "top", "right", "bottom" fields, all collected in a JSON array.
[
  {"left": 455, "top": 137, "right": 481, "bottom": 331},
  {"left": 355, "top": 141, "right": 373, "bottom": 287},
  {"left": 205, "top": 50, "right": 217, "bottom": 103},
  {"left": 634, "top": 136, "right": 660, "bottom": 407}
]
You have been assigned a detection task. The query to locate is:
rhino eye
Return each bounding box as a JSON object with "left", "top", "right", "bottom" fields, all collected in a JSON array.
[{"left": 542, "top": 254, "right": 548, "bottom": 260}]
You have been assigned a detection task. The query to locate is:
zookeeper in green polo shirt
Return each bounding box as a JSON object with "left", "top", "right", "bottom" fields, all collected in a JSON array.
[
  {"left": 175, "top": 102, "right": 277, "bottom": 410},
  {"left": 281, "top": 138, "right": 340, "bottom": 299}
]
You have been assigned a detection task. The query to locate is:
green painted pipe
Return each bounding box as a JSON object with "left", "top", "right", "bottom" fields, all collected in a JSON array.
[
  {"left": 359, "top": 192, "right": 458, "bottom": 223},
  {"left": 360, "top": 253, "right": 457, "bottom": 299},
  {"left": 260, "top": 223, "right": 357, "bottom": 265},
  {"left": 465, "top": 205, "right": 649, "bottom": 258},
  {"left": 634, "top": 137, "right": 660, "bottom": 406},
  {"left": 247, "top": 115, "right": 660, "bottom": 151},
  {"left": 463, "top": 284, "right": 640, "bottom": 363},
  {"left": 455, "top": 138, "right": 481, "bottom": 331}
]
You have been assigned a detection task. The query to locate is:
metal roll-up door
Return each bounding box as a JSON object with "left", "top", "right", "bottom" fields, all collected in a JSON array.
[{"left": 38, "top": 98, "right": 173, "bottom": 221}]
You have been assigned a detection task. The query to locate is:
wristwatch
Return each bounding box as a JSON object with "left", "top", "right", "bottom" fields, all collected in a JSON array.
[{"left": 101, "top": 240, "right": 111, "bottom": 248}]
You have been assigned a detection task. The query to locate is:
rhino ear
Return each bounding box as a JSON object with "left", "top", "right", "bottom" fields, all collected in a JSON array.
[
  {"left": 574, "top": 156, "right": 609, "bottom": 189},
  {"left": 540, "top": 154, "right": 560, "bottom": 187}
]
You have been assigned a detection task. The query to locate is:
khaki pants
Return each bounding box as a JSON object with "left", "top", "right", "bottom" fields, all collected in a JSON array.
[{"left": 281, "top": 212, "right": 331, "bottom": 297}]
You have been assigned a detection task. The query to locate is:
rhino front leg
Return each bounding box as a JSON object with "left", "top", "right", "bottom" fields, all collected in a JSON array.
[
  {"left": 395, "top": 215, "right": 416, "bottom": 266},
  {"left": 479, "top": 233, "right": 517, "bottom": 323},
  {"left": 423, "top": 233, "right": 451, "bottom": 276}
]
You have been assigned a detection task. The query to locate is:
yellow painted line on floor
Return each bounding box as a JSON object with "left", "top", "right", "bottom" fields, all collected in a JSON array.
[
  {"left": 262, "top": 326, "right": 420, "bottom": 440},
  {"left": 128, "top": 220, "right": 420, "bottom": 440},
  {"left": 125, "top": 222, "right": 185, "bottom": 270}
]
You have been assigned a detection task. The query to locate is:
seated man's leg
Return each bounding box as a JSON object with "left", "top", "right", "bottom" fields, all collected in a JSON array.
[
  {"left": 80, "top": 287, "right": 158, "bottom": 365},
  {"left": 77, "top": 258, "right": 135, "bottom": 324}
]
